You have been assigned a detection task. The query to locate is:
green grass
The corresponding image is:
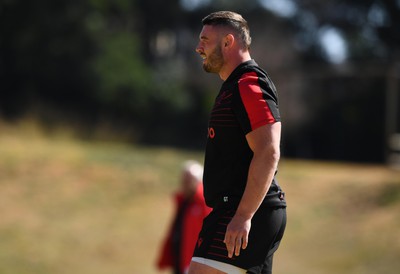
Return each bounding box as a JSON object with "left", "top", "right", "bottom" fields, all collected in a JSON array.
[{"left": 0, "top": 122, "right": 399, "bottom": 274}]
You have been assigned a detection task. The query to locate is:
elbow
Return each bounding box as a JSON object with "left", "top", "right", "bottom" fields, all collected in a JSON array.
[
  {"left": 269, "top": 147, "right": 280, "bottom": 167},
  {"left": 272, "top": 148, "right": 280, "bottom": 162},
  {"left": 256, "top": 144, "right": 280, "bottom": 167}
]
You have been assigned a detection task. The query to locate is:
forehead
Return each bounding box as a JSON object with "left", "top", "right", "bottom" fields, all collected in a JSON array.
[{"left": 199, "top": 24, "right": 222, "bottom": 40}]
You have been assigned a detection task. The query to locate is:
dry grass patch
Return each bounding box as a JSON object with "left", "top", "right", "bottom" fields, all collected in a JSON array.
[{"left": 0, "top": 125, "right": 399, "bottom": 274}]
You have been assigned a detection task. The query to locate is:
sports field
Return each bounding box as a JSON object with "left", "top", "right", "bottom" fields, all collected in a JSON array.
[{"left": 0, "top": 123, "right": 399, "bottom": 274}]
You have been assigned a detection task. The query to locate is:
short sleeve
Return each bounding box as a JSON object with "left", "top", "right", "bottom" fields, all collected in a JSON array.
[{"left": 235, "top": 71, "right": 280, "bottom": 134}]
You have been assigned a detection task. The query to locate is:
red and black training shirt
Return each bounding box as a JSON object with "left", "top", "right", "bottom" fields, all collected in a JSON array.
[{"left": 203, "top": 59, "right": 286, "bottom": 208}]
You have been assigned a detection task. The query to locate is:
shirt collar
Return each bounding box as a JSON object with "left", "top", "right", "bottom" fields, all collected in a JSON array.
[{"left": 224, "top": 59, "right": 257, "bottom": 83}]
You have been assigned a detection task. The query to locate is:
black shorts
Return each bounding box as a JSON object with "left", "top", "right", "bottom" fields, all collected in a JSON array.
[{"left": 192, "top": 204, "right": 286, "bottom": 274}]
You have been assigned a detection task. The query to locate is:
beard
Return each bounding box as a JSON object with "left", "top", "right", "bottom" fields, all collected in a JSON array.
[{"left": 202, "top": 45, "right": 224, "bottom": 73}]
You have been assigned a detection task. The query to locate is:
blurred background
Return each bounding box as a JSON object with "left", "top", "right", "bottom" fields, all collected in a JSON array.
[
  {"left": 2, "top": 0, "right": 400, "bottom": 163},
  {"left": 1, "top": 0, "right": 400, "bottom": 273}
]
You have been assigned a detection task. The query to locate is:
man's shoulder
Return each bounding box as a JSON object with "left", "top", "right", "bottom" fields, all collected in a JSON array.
[{"left": 241, "top": 63, "right": 267, "bottom": 77}]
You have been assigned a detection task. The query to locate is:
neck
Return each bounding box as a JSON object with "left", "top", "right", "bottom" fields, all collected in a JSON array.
[{"left": 219, "top": 50, "right": 251, "bottom": 81}]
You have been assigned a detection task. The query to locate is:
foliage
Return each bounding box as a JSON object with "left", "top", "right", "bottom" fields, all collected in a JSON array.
[{"left": 1, "top": 0, "right": 399, "bottom": 160}]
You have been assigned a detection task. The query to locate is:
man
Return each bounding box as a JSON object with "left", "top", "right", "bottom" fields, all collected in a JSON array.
[
  {"left": 157, "top": 161, "right": 211, "bottom": 274},
  {"left": 188, "top": 11, "right": 287, "bottom": 274}
]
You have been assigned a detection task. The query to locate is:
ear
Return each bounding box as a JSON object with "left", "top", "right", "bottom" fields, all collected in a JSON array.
[{"left": 223, "top": 34, "right": 235, "bottom": 48}]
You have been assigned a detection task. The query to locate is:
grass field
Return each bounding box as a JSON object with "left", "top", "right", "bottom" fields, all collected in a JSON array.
[{"left": 0, "top": 122, "right": 399, "bottom": 274}]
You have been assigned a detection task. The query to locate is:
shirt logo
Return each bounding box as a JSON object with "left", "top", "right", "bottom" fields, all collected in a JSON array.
[
  {"left": 208, "top": 127, "right": 215, "bottom": 139},
  {"left": 215, "top": 90, "right": 231, "bottom": 106}
]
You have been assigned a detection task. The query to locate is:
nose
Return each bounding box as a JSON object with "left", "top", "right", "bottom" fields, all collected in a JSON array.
[{"left": 195, "top": 43, "right": 203, "bottom": 54}]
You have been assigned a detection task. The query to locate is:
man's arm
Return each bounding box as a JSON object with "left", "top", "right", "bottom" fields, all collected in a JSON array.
[{"left": 224, "top": 122, "right": 281, "bottom": 258}]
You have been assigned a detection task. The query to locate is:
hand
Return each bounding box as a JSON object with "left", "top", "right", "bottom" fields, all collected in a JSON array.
[{"left": 223, "top": 214, "right": 251, "bottom": 258}]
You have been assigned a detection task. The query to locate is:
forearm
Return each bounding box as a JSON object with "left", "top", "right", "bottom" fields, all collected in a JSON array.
[
  {"left": 223, "top": 123, "right": 281, "bottom": 257},
  {"left": 235, "top": 145, "right": 280, "bottom": 220}
]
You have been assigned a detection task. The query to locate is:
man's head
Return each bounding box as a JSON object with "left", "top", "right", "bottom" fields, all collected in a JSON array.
[
  {"left": 181, "top": 160, "right": 203, "bottom": 198},
  {"left": 201, "top": 11, "right": 251, "bottom": 50},
  {"left": 196, "top": 11, "right": 252, "bottom": 79}
]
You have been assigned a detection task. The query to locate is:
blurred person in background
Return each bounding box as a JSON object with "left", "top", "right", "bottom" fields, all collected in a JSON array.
[
  {"left": 189, "top": 11, "right": 287, "bottom": 274},
  {"left": 157, "top": 160, "right": 211, "bottom": 274}
]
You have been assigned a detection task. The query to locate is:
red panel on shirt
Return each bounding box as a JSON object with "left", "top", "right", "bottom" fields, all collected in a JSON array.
[{"left": 238, "top": 71, "right": 276, "bottom": 131}]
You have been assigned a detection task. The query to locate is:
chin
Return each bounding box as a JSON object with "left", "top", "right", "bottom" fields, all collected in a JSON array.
[
  {"left": 203, "top": 64, "right": 211, "bottom": 73},
  {"left": 203, "top": 63, "right": 216, "bottom": 73}
]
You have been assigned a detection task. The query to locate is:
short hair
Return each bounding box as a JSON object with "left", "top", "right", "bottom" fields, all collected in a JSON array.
[{"left": 202, "top": 11, "right": 252, "bottom": 49}]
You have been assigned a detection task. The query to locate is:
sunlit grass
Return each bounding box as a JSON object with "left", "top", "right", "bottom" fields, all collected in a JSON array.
[
  {"left": 278, "top": 160, "right": 400, "bottom": 274},
  {"left": 0, "top": 122, "right": 399, "bottom": 274},
  {"left": 0, "top": 122, "right": 202, "bottom": 274}
]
